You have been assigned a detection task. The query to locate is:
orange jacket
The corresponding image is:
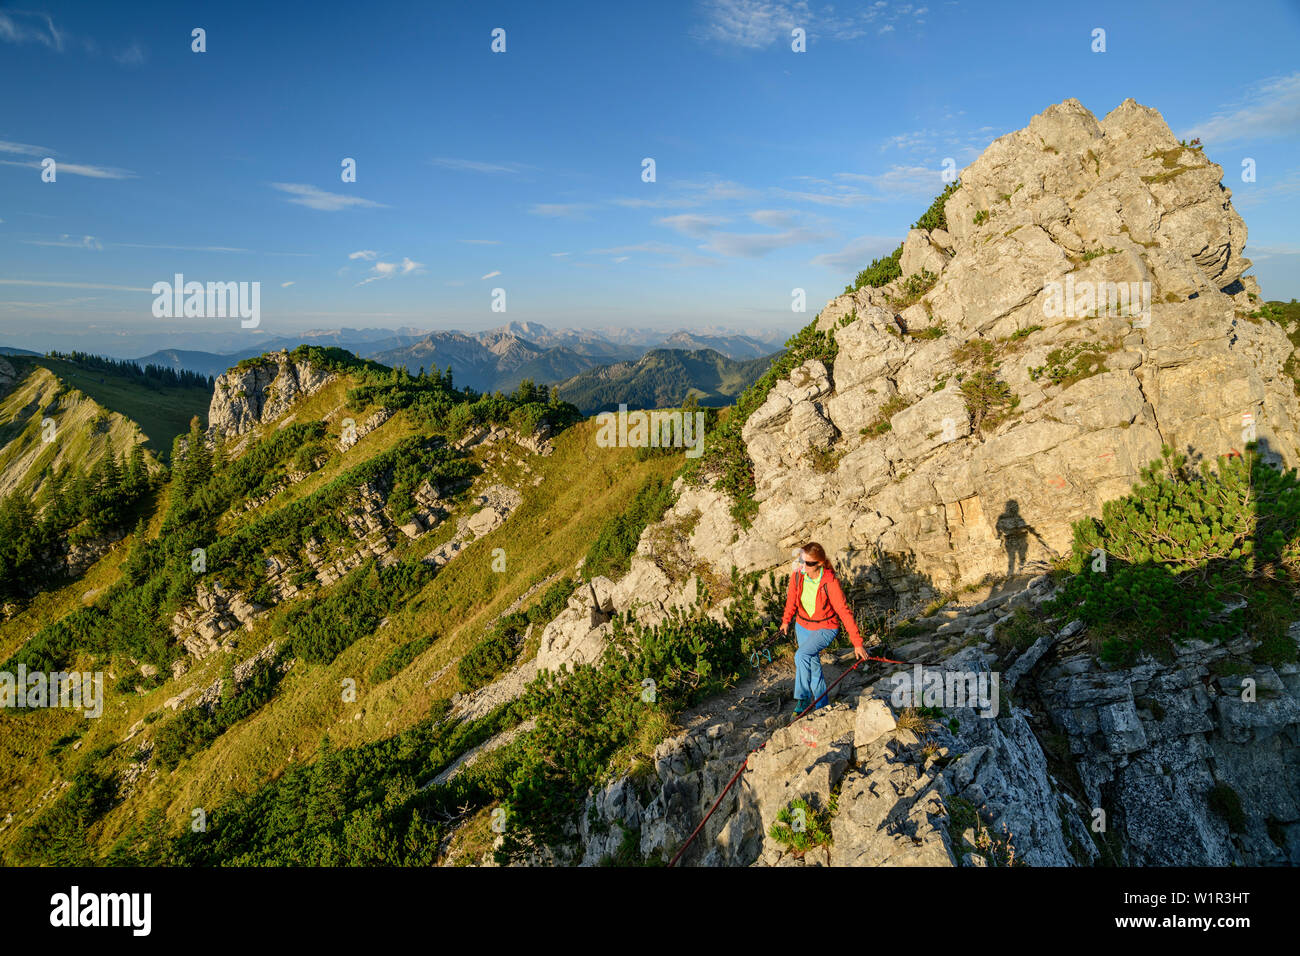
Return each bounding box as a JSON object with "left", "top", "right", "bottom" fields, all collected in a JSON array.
[{"left": 782, "top": 565, "right": 863, "bottom": 648}]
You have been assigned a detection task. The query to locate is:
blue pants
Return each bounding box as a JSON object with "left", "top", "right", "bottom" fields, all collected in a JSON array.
[{"left": 793, "top": 621, "right": 837, "bottom": 710}]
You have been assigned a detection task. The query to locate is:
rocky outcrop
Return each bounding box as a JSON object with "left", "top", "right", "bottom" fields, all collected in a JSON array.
[
  {"left": 1033, "top": 625, "right": 1300, "bottom": 865},
  {"left": 668, "top": 98, "right": 1298, "bottom": 606},
  {"left": 422, "top": 484, "right": 521, "bottom": 567},
  {"left": 579, "top": 638, "right": 1089, "bottom": 867},
  {"left": 207, "top": 350, "right": 334, "bottom": 440},
  {"left": 577, "top": 570, "right": 1300, "bottom": 867},
  {"left": 568, "top": 101, "right": 1300, "bottom": 867}
]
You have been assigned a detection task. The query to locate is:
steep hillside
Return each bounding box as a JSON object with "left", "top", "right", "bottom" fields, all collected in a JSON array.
[
  {"left": 0, "top": 354, "right": 197, "bottom": 504},
  {"left": 0, "top": 344, "right": 685, "bottom": 865},
  {"left": 557, "top": 347, "right": 778, "bottom": 414}
]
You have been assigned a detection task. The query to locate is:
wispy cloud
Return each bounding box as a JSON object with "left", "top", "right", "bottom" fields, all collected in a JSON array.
[
  {"left": 0, "top": 279, "right": 152, "bottom": 292},
  {"left": 655, "top": 213, "right": 731, "bottom": 237},
  {"left": 1184, "top": 72, "right": 1300, "bottom": 145},
  {"left": 357, "top": 256, "right": 424, "bottom": 286},
  {"left": 112, "top": 242, "right": 251, "bottom": 253},
  {"left": 0, "top": 157, "right": 135, "bottom": 179},
  {"left": 0, "top": 10, "right": 147, "bottom": 65},
  {"left": 432, "top": 157, "right": 530, "bottom": 175},
  {"left": 878, "top": 125, "right": 999, "bottom": 159},
  {"left": 704, "top": 227, "right": 827, "bottom": 258},
  {"left": 271, "top": 183, "right": 388, "bottom": 211},
  {"left": 611, "top": 179, "right": 756, "bottom": 209},
  {"left": 810, "top": 234, "right": 902, "bottom": 271},
  {"left": 481, "top": 270, "right": 501, "bottom": 280},
  {"left": 349, "top": 249, "right": 379, "bottom": 260},
  {"left": 281, "top": 281, "right": 295, "bottom": 288},
  {"left": 0, "top": 11, "right": 63, "bottom": 51},
  {"left": 1234, "top": 167, "right": 1300, "bottom": 208},
  {"left": 590, "top": 241, "right": 717, "bottom": 268},
  {"left": 24, "top": 234, "right": 102, "bottom": 250},
  {"left": 458, "top": 238, "right": 501, "bottom": 245},
  {"left": 774, "top": 184, "right": 880, "bottom": 208},
  {"left": 692, "top": 0, "right": 927, "bottom": 49},
  {"left": 831, "top": 164, "right": 950, "bottom": 198},
  {"left": 114, "top": 41, "right": 145, "bottom": 66},
  {"left": 0, "top": 140, "right": 49, "bottom": 156},
  {"left": 528, "top": 202, "right": 594, "bottom": 219}
]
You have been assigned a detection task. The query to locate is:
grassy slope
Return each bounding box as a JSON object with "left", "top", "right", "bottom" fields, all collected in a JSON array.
[
  {"left": 0, "top": 356, "right": 209, "bottom": 501},
  {"left": 0, "top": 369, "right": 681, "bottom": 857},
  {"left": 22, "top": 356, "right": 210, "bottom": 458}
]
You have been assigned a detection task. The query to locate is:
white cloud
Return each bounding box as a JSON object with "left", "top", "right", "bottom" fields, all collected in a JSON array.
[
  {"left": 612, "top": 256, "right": 630, "bottom": 263},
  {"left": 833, "top": 164, "right": 950, "bottom": 198},
  {"left": 0, "top": 11, "right": 63, "bottom": 50},
  {"left": 431, "top": 157, "right": 529, "bottom": 174},
  {"left": 749, "top": 209, "right": 799, "bottom": 228},
  {"left": 281, "top": 281, "right": 295, "bottom": 288},
  {"left": 774, "top": 185, "right": 879, "bottom": 208},
  {"left": 458, "top": 238, "right": 501, "bottom": 245},
  {"left": 112, "top": 242, "right": 255, "bottom": 253},
  {"left": 349, "top": 249, "right": 379, "bottom": 260},
  {"left": 528, "top": 202, "right": 593, "bottom": 219},
  {"left": 357, "top": 256, "right": 424, "bottom": 286},
  {"left": 693, "top": 0, "right": 920, "bottom": 49},
  {"left": 611, "top": 179, "right": 755, "bottom": 209},
  {"left": 271, "top": 183, "right": 387, "bottom": 211},
  {"left": 0, "top": 279, "right": 152, "bottom": 292},
  {"left": 24, "top": 234, "right": 102, "bottom": 250},
  {"left": 0, "top": 157, "right": 135, "bottom": 179},
  {"left": 1235, "top": 168, "right": 1300, "bottom": 208},
  {"left": 589, "top": 241, "right": 716, "bottom": 268},
  {"left": 656, "top": 213, "right": 730, "bottom": 237},
  {"left": 0, "top": 140, "right": 48, "bottom": 156},
  {"left": 1184, "top": 72, "right": 1300, "bottom": 145},
  {"left": 704, "top": 227, "right": 826, "bottom": 258},
  {"left": 810, "top": 234, "right": 902, "bottom": 271},
  {"left": 550, "top": 252, "right": 570, "bottom": 257},
  {"left": 114, "top": 42, "right": 145, "bottom": 66},
  {"left": 481, "top": 270, "right": 501, "bottom": 279},
  {"left": 53, "top": 161, "right": 135, "bottom": 180}
]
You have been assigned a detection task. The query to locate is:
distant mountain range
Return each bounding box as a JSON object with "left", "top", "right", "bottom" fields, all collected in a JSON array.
[
  {"left": 121, "top": 321, "right": 787, "bottom": 394},
  {"left": 555, "top": 347, "right": 779, "bottom": 415}
]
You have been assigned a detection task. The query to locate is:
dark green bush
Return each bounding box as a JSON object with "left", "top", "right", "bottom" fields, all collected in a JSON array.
[
  {"left": 1050, "top": 446, "right": 1300, "bottom": 665},
  {"left": 370, "top": 634, "right": 436, "bottom": 684},
  {"left": 582, "top": 476, "right": 678, "bottom": 578}
]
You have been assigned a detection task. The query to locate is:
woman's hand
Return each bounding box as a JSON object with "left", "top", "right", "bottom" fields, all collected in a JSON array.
[{"left": 854, "top": 645, "right": 869, "bottom": 662}]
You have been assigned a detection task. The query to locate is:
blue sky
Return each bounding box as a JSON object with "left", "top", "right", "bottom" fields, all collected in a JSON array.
[{"left": 2, "top": 0, "right": 1299, "bottom": 357}]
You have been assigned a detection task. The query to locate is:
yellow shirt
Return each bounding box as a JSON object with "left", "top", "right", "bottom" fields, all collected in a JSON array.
[{"left": 800, "top": 568, "right": 823, "bottom": 618}]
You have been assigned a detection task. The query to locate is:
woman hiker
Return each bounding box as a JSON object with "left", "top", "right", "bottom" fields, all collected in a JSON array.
[{"left": 779, "top": 542, "right": 867, "bottom": 714}]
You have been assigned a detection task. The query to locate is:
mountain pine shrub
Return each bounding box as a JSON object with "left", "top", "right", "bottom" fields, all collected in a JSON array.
[{"left": 1050, "top": 445, "right": 1300, "bottom": 666}]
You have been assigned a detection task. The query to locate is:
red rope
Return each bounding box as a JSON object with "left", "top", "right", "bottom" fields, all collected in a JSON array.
[{"left": 665, "top": 650, "right": 908, "bottom": 868}]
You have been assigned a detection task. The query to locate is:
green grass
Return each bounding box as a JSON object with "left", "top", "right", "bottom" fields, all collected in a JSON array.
[
  {"left": 23, "top": 355, "right": 210, "bottom": 458},
  {"left": 0, "top": 363, "right": 682, "bottom": 862}
]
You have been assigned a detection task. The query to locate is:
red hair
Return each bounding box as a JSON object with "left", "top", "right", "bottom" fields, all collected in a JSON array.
[{"left": 800, "top": 542, "right": 832, "bottom": 573}]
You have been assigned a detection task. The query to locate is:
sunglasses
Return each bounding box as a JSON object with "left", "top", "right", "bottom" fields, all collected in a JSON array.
[{"left": 802, "top": 560, "right": 820, "bottom": 566}]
